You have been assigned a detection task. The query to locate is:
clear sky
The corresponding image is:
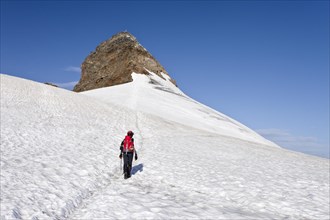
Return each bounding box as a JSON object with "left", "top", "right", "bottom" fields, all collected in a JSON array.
[{"left": 1, "top": 0, "right": 329, "bottom": 158}]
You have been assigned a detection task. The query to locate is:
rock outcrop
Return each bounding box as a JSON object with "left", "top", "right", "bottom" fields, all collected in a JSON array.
[
  {"left": 44, "top": 82, "right": 58, "bottom": 88},
  {"left": 73, "top": 32, "right": 176, "bottom": 92}
]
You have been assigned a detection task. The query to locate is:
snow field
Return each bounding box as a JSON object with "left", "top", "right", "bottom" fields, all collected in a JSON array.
[
  {"left": 72, "top": 111, "right": 329, "bottom": 219},
  {"left": 83, "top": 72, "right": 278, "bottom": 148},
  {"left": 1, "top": 74, "right": 329, "bottom": 219},
  {"left": 1, "top": 74, "right": 139, "bottom": 219}
]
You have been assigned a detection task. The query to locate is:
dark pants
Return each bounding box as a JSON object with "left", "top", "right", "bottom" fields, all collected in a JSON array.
[{"left": 123, "top": 152, "right": 133, "bottom": 178}]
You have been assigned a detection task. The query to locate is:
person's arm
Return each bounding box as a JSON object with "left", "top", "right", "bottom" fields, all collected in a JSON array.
[
  {"left": 132, "top": 138, "right": 138, "bottom": 160},
  {"left": 134, "top": 150, "right": 138, "bottom": 160},
  {"left": 119, "top": 141, "right": 124, "bottom": 158},
  {"left": 120, "top": 141, "right": 123, "bottom": 152}
]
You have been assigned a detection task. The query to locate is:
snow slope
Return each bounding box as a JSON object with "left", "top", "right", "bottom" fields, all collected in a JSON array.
[
  {"left": 82, "top": 71, "right": 278, "bottom": 148},
  {"left": 1, "top": 73, "right": 329, "bottom": 220}
]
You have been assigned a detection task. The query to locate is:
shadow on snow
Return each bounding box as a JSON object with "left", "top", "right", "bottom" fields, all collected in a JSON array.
[{"left": 132, "top": 163, "right": 143, "bottom": 175}]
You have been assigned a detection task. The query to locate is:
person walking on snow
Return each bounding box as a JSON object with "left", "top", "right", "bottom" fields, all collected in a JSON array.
[{"left": 119, "top": 131, "right": 138, "bottom": 179}]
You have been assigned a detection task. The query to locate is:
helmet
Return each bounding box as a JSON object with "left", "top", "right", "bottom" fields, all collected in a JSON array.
[{"left": 127, "top": 131, "right": 134, "bottom": 136}]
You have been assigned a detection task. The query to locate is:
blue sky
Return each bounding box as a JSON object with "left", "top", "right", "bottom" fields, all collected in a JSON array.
[{"left": 1, "top": 0, "right": 329, "bottom": 158}]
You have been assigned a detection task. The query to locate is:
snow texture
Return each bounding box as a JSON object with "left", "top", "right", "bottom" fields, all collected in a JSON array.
[{"left": 1, "top": 73, "right": 329, "bottom": 220}]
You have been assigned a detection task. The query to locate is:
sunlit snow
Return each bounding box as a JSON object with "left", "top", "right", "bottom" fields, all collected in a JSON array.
[{"left": 1, "top": 73, "right": 329, "bottom": 220}]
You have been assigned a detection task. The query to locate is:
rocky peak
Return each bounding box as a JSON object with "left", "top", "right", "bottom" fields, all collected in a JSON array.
[{"left": 73, "top": 32, "right": 176, "bottom": 92}]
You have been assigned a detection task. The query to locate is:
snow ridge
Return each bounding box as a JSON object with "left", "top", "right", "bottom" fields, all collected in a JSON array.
[{"left": 83, "top": 71, "right": 278, "bottom": 148}]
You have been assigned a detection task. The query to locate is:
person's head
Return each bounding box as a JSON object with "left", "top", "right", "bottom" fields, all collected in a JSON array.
[{"left": 127, "top": 130, "right": 134, "bottom": 137}]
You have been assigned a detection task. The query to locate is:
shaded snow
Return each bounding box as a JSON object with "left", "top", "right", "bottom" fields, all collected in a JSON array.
[{"left": 1, "top": 73, "right": 329, "bottom": 220}]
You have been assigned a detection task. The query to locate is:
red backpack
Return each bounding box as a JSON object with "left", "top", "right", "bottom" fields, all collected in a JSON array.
[{"left": 123, "top": 135, "right": 134, "bottom": 152}]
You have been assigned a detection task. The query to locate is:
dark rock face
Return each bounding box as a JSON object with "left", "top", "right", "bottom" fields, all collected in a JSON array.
[
  {"left": 73, "top": 32, "right": 176, "bottom": 92},
  {"left": 44, "top": 82, "right": 58, "bottom": 88}
]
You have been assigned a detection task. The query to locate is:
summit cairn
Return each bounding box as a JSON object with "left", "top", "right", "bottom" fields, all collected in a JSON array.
[{"left": 73, "top": 32, "right": 176, "bottom": 92}]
